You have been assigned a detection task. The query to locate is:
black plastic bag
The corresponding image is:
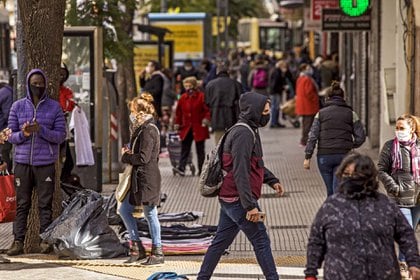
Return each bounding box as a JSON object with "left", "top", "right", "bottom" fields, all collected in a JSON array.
[
  {"left": 103, "top": 193, "right": 122, "bottom": 226},
  {"left": 40, "top": 189, "right": 127, "bottom": 259}
]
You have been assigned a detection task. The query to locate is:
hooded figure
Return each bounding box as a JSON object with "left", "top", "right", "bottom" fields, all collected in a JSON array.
[
  {"left": 6, "top": 69, "right": 66, "bottom": 256},
  {"left": 197, "top": 91, "right": 285, "bottom": 280}
]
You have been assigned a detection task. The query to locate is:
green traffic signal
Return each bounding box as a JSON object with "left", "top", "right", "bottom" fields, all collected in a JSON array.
[{"left": 339, "top": 0, "right": 370, "bottom": 17}]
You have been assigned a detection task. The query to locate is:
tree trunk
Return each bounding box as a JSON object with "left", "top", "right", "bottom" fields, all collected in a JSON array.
[
  {"left": 17, "top": 0, "right": 66, "bottom": 253},
  {"left": 116, "top": 4, "right": 136, "bottom": 144}
]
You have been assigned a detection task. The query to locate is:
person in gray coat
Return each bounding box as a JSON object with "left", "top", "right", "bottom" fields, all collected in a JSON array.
[{"left": 305, "top": 153, "right": 420, "bottom": 280}]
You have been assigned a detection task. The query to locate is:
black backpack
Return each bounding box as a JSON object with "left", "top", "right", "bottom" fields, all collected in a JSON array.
[{"left": 199, "top": 122, "right": 255, "bottom": 197}]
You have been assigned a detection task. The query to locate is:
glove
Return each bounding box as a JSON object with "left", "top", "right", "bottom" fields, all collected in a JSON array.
[{"left": 174, "top": 124, "right": 180, "bottom": 131}]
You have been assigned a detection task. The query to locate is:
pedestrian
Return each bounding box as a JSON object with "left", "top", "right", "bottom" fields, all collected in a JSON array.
[
  {"left": 174, "top": 59, "right": 200, "bottom": 94},
  {"left": 58, "top": 64, "right": 76, "bottom": 181},
  {"left": 0, "top": 128, "right": 11, "bottom": 263},
  {"left": 139, "top": 60, "right": 164, "bottom": 118},
  {"left": 119, "top": 93, "right": 164, "bottom": 265},
  {"left": 303, "top": 81, "right": 366, "bottom": 196},
  {"left": 305, "top": 152, "right": 420, "bottom": 280},
  {"left": 173, "top": 77, "right": 210, "bottom": 176},
  {"left": 295, "top": 63, "right": 319, "bottom": 147},
  {"left": 0, "top": 75, "right": 13, "bottom": 172},
  {"left": 6, "top": 69, "right": 66, "bottom": 256},
  {"left": 247, "top": 55, "right": 270, "bottom": 96},
  {"left": 197, "top": 92, "right": 285, "bottom": 280},
  {"left": 205, "top": 64, "right": 242, "bottom": 144},
  {"left": 378, "top": 113, "right": 420, "bottom": 278},
  {"left": 269, "top": 60, "right": 293, "bottom": 128}
]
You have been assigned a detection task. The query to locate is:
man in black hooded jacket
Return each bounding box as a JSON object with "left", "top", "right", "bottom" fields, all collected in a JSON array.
[{"left": 197, "top": 92, "right": 285, "bottom": 280}]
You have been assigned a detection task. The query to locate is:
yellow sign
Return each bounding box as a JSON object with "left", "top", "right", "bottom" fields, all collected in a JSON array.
[
  {"left": 133, "top": 44, "right": 171, "bottom": 90},
  {"left": 151, "top": 21, "right": 203, "bottom": 60}
]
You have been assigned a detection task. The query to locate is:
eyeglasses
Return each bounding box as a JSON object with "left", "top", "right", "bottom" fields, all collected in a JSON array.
[{"left": 342, "top": 172, "right": 362, "bottom": 178}]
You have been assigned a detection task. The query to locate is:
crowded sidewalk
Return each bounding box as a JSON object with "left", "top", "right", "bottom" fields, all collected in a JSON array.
[{"left": 0, "top": 124, "right": 389, "bottom": 279}]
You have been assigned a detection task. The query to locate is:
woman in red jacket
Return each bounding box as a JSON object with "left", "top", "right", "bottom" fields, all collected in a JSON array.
[
  {"left": 295, "top": 63, "right": 319, "bottom": 146},
  {"left": 173, "top": 77, "right": 210, "bottom": 176}
]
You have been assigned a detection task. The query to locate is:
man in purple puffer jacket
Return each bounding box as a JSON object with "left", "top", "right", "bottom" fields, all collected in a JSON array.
[{"left": 6, "top": 69, "right": 66, "bottom": 256}]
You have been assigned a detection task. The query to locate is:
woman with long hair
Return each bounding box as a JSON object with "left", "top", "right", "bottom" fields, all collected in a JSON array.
[
  {"left": 119, "top": 93, "right": 164, "bottom": 265},
  {"left": 378, "top": 113, "right": 420, "bottom": 277}
]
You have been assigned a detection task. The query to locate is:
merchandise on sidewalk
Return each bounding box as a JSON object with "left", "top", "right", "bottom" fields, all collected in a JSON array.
[
  {"left": 41, "top": 189, "right": 126, "bottom": 259},
  {"left": 69, "top": 106, "right": 95, "bottom": 166},
  {"left": 0, "top": 170, "right": 16, "bottom": 223},
  {"left": 167, "top": 132, "right": 196, "bottom": 176}
]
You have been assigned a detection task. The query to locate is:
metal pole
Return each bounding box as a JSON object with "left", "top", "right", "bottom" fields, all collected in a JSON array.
[
  {"left": 105, "top": 75, "right": 112, "bottom": 183},
  {"left": 216, "top": 0, "right": 220, "bottom": 56},
  {"left": 160, "top": 0, "right": 167, "bottom": 13},
  {"left": 224, "top": 0, "right": 229, "bottom": 54}
]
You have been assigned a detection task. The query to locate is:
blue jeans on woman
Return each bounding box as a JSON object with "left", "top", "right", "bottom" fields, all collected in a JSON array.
[
  {"left": 317, "top": 154, "right": 347, "bottom": 196},
  {"left": 398, "top": 206, "right": 420, "bottom": 262},
  {"left": 197, "top": 200, "right": 278, "bottom": 280},
  {"left": 118, "top": 195, "right": 162, "bottom": 246},
  {"left": 270, "top": 94, "right": 282, "bottom": 126}
]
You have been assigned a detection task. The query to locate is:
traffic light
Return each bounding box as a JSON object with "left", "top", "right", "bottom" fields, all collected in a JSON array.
[{"left": 339, "top": 0, "right": 370, "bottom": 17}]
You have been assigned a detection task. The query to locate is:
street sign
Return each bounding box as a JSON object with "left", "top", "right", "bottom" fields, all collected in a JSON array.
[
  {"left": 322, "top": 8, "right": 371, "bottom": 31},
  {"left": 339, "top": 0, "right": 370, "bottom": 17},
  {"left": 312, "top": 0, "right": 338, "bottom": 21}
]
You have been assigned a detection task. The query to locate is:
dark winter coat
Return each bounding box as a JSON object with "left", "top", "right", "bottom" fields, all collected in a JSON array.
[
  {"left": 8, "top": 69, "right": 66, "bottom": 166},
  {"left": 204, "top": 73, "right": 242, "bottom": 131},
  {"left": 378, "top": 139, "right": 420, "bottom": 207},
  {"left": 122, "top": 118, "right": 161, "bottom": 206},
  {"left": 269, "top": 68, "right": 293, "bottom": 96},
  {"left": 140, "top": 72, "right": 163, "bottom": 117},
  {"left": 305, "top": 192, "right": 420, "bottom": 280},
  {"left": 175, "top": 89, "right": 210, "bottom": 142},
  {"left": 305, "top": 97, "right": 366, "bottom": 159},
  {"left": 219, "top": 92, "right": 279, "bottom": 211},
  {"left": 0, "top": 84, "right": 13, "bottom": 131}
]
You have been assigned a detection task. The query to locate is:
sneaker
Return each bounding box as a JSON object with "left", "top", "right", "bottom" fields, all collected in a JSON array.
[
  {"left": 172, "top": 167, "right": 185, "bottom": 177},
  {"left": 6, "top": 240, "right": 24, "bottom": 256},
  {"left": 0, "top": 255, "right": 10, "bottom": 263},
  {"left": 40, "top": 241, "right": 53, "bottom": 254}
]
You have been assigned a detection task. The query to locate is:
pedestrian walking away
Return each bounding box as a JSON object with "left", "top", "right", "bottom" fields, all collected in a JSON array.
[
  {"left": 6, "top": 69, "right": 66, "bottom": 256},
  {"left": 378, "top": 113, "right": 420, "bottom": 278},
  {"left": 305, "top": 153, "right": 420, "bottom": 280},
  {"left": 197, "top": 91, "right": 285, "bottom": 280},
  {"left": 120, "top": 93, "right": 164, "bottom": 265},
  {"left": 303, "top": 81, "right": 366, "bottom": 196}
]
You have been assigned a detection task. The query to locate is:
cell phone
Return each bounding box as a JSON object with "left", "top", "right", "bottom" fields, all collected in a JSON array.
[{"left": 257, "top": 212, "right": 266, "bottom": 222}]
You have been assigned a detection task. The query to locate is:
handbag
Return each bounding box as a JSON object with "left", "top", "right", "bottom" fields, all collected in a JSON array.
[
  {"left": 280, "top": 98, "right": 296, "bottom": 118},
  {"left": 115, "top": 133, "right": 141, "bottom": 203},
  {"left": 115, "top": 165, "right": 133, "bottom": 202},
  {"left": 0, "top": 170, "right": 16, "bottom": 223}
]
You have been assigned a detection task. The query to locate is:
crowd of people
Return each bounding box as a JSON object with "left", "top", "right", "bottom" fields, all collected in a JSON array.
[{"left": 0, "top": 45, "right": 418, "bottom": 279}]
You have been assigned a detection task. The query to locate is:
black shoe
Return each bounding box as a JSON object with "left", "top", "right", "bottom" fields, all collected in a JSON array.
[
  {"left": 0, "top": 255, "right": 10, "bottom": 263},
  {"left": 40, "top": 241, "right": 53, "bottom": 254},
  {"left": 7, "top": 240, "right": 24, "bottom": 256},
  {"left": 172, "top": 167, "right": 185, "bottom": 176}
]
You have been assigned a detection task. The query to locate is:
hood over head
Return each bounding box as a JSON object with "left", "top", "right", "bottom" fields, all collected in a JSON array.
[
  {"left": 26, "top": 68, "right": 47, "bottom": 101},
  {"left": 238, "top": 92, "right": 269, "bottom": 128}
]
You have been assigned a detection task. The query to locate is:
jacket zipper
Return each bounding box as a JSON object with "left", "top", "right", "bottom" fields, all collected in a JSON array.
[{"left": 29, "top": 99, "right": 45, "bottom": 165}]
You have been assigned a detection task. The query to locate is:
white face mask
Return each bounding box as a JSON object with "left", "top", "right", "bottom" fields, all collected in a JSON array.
[
  {"left": 129, "top": 113, "right": 137, "bottom": 123},
  {"left": 396, "top": 130, "right": 412, "bottom": 142}
]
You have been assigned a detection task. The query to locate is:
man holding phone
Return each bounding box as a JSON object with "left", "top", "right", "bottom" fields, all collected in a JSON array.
[
  {"left": 197, "top": 92, "right": 285, "bottom": 280},
  {"left": 6, "top": 69, "right": 66, "bottom": 256}
]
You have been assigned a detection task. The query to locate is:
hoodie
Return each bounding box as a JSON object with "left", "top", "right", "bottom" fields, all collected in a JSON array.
[
  {"left": 219, "top": 92, "right": 279, "bottom": 211},
  {"left": 8, "top": 69, "right": 66, "bottom": 166}
]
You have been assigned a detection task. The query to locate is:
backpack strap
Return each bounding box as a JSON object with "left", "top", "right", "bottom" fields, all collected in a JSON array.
[{"left": 231, "top": 122, "right": 256, "bottom": 144}]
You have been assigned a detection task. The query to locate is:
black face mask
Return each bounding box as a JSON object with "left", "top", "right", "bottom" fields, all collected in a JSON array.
[
  {"left": 30, "top": 85, "right": 45, "bottom": 99},
  {"left": 259, "top": 114, "right": 270, "bottom": 127}
]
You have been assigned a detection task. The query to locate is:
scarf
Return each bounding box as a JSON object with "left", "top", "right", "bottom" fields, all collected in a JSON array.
[
  {"left": 392, "top": 134, "right": 420, "bottom": 183},
  {"left": 129, "top": 114, "right": 154, "bottom": 138}
]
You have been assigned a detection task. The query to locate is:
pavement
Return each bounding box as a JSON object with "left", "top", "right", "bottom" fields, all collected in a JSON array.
[{"left": 0, "top": 122, "right": 413, "bottom": 280}]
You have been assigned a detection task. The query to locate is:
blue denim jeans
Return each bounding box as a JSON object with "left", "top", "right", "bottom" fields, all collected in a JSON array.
[
  {"left": 398, "top": 206, "right": 420, "bottom": 262},
  {"left": 118, "top": 195, "right": 140, "bottom": 241},
  {"left": 317, "top": 154, "right": 347, "bottom": 196},
  {"left": 143, "top": 204, "right": 162, "bottom": 247},
  {"left": 270, "top": 94, "right": 282, "bottom": 126},
  {"left": 197, "top": 200, "right": 278, "bottom": 280}
]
